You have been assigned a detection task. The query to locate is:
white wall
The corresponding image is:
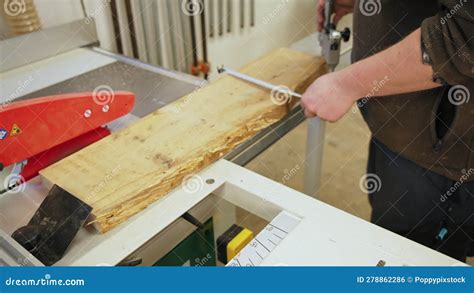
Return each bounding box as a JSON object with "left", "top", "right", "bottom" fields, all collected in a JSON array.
[
  {"left": 0, "top": 0, "right": 317, "bottom": 74},
  {"left": 207, "top": 0, "right": 317, "bottom": 77},
  {"left": 34, "top": 0, "right": 84, "bottom": 28},
  {"left": 83, "top": 0, "right": 117, "bottom": 52}
]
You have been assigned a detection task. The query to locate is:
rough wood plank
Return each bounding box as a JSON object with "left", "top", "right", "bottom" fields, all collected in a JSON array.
[{"left": 40, "top": 48, "right": 326, "bottom": 233}]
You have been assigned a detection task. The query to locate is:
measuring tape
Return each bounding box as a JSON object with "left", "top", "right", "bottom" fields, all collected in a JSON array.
[{"left": 227, "top": 211, "right": 301, "bottom": 267}]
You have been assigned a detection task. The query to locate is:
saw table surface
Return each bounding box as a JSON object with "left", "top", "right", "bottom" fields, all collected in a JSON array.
[
  {"left": 40, "top": 48, "right": 327, "bottom": 233},
  {"left": 0, "top": 48, "right": 200, "bottom": 240}
]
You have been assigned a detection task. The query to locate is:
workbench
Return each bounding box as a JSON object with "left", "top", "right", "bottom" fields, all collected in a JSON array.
[
  {"left": 0, "top": 19, "right": 324, "bottom": 266},
  {"left": 0, "top": 20, "right": 463, "bottom": 267}
]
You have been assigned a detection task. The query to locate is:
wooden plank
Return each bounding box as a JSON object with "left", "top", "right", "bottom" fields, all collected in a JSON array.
[{"left": 40, "top": 48, "right": 326, "bottom": 233}]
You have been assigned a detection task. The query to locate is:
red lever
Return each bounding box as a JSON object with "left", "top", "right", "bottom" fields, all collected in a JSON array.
[{"left": 0, "top": 92, "right": 135, "bottom": 168}]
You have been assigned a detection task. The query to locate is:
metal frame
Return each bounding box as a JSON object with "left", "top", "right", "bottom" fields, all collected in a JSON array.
[
  {"left": 65, "top": 160, "right": 465, "bottom": 266},
  {"left": 213, "top": 160, "right": 462, "bottom": 266},
  {"left": 304, "top": 118, "right": 326, "bottom": 197},
  {"left": 92, "top": 47, "right": 204, "bottom": 87},
  {"left": 225, "top": 106, "right": 306, "bottom": 165},
  {"left": 0, "top": 159, "right": 464, "bottom": 267}
]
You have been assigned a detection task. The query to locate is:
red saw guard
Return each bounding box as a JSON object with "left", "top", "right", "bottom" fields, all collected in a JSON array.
[{"left": 0, "top": 92, "right": 135, "bottom": 173}]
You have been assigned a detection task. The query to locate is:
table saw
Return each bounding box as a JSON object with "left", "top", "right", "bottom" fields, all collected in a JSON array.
[{"left": 0, "top": 19, "right": 464, "bottom": 267}]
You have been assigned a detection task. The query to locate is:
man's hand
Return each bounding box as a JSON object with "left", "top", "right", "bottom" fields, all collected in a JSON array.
[
  {"left": 317, "top": 0, "right": 355, "bottom": 32},
  {"left": 302, "top": 29, "right": 440, "bottom": 122},
  {"left": 301, "top": 71, "right": 361, "bottom": 122}
]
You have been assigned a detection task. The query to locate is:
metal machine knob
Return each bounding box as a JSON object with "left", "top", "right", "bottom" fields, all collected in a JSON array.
[{"left": 341, "top": 28, "right": 351, "bottom": 42}]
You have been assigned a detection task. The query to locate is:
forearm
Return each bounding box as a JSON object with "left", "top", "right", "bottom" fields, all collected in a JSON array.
[
  {"left": 303, "top": 0, "right": 472, "bottom": 121},
  {"left": 339, "top": 28, "right": 441, "bottom": 100}
]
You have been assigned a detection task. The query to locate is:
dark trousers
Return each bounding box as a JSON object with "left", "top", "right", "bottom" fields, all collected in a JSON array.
[{"left": 368, "top": 138, "right": 474, "bottom": 262}]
